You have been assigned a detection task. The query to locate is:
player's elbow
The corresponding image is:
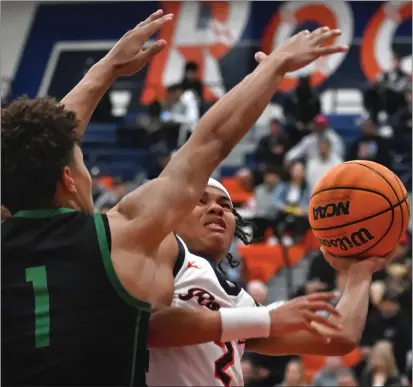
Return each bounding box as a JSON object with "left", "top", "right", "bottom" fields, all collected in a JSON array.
[{"left": 329, "top": 334, "right": 358, "bottom": 356}]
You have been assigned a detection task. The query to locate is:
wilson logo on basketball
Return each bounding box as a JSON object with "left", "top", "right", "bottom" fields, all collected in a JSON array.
[
  {"left": 317, "top": 228, "right": 375, "bottom": 251},
  {"left": 313, "top": 201, "right": 350, "bottom": 220}
]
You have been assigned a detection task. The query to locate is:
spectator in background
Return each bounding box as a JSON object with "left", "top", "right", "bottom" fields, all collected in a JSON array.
[
  {"left": 146, "top": 145, "right": 172, "bottom": 180},
  {"left": 347, "top": 115, "right": 391, "bottom": 168},
  {"left": 285, "top": 114, "right": 344, "bottom": 166},
  {"left": 337, "top": 369, "right": 359, "bottom": 387},
  {"left": 360, "top": 340, "right": 406, "bottom": 387},
  {"left": 305, "top": 137, "right": 343, "bottom": 193},
  {"left": 118, "top": 100, "right": 163, "bottom": 148},
  {"left": 272, "top": 162, "right": 310, "bottom": 243},
  {"left": 380, "top": 55, "right": 410, "bottom": 117},
  {"left": 181, "top": 61, "right": 203, "bottom": 103},
  {"left": 255, "top": 118, "right": 291, "bottom": 169},
  {"left": 312, "top": 357, "right": 346, "bottom": 387},
  {"left": 362, "top": 289, "right": 411, "bottom": 375},
  {"left": 390, "top": 87, "right": 412, "bottom": 152},
  {"left": 235, "top": 167, "right": 255, "bottom": 195},
  {"left": 363, "top": 80, "right": 386, "bottom": 124},
  {"left": 251, "top": 166, "right": 281, "bottom": 241},
  {"left": 162, "top": 83, "right": 200, "bottom": 147},
  {"left": 278, "top": 358, "right": 308, "bottom": 386},
  {"left": 283, "top": 75, "right": 321, "bottom": 145},
  {"left": 90, "top": 166, "right": 108, "bottom": 202},
  {"left": 94, "top": 177, "right": 128, "bottom": 212}
]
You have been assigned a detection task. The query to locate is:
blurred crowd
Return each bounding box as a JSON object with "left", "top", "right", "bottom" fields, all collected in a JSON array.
[{"left": 90, "top": 56, "right": 411, "bottom": 386}]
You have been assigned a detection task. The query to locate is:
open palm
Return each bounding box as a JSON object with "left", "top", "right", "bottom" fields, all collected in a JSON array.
[{"left": 255, "top": 26, "right": 348, "bottom": 74}]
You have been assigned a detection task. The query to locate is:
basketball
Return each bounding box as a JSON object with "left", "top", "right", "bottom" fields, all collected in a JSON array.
[{"left": 309, "top": 160, "right": 410, "bottom": 258}]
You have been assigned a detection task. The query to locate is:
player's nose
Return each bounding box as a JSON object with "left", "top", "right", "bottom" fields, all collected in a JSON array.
[{"left": 207, "top": 202, "right": 224, "bottom": 216}]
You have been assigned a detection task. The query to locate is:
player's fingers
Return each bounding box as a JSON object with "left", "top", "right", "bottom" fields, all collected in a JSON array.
[
  {"left": 304, "top": 311, "right": 343, "bottom": 331},
  {"left": 306, "top": 291, "right": 340, "bottom": 302},
  {"left": 254, "top": 51, "right": 268, "bottom": 63},
  {"left": 139, "top": 39, "right": 167, "bottom": 61},
  {"left": 312, "top": 28, "right": 342, "bottom": 45},
  {"left": 139, "top": 13, "right": 173, "bottom": 41},
  {"left": 309, "top": 26, "right": 330, "bottom": 40},
  {"left": 303, "top": 321, "right": 332, "bottom": 343},
  {"left": 307, "top": 301, "right": 340, "bottom": 317},
  {"left": 136, "top": 9, "right": 164, "bottom": 29},
  {"left": 314, "top": 45, "right": 349, "bottom": 56}
]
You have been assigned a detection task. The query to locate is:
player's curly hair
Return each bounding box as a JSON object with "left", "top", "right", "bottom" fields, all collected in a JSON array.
[
  {"left": 2, "top": 96, "right": 79, "bottom": 213},
  {"left": 219, "top": 208, "right": 256, "bottom": 272}
]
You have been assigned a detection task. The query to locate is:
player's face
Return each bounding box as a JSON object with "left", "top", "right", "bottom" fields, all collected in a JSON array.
[
  {"left": 60, "top": 145, "right": 93, "bottom": 213},
  {"left": 175, "top": 187, "right": 236, "bottom": 261}
]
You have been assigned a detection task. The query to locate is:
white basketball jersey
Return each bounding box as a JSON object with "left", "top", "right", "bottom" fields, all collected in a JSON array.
[{"left": 147, "top": 236, "right": 258, "bottom": 387}]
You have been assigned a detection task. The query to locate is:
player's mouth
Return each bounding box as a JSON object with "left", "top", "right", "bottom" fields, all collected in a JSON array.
[{"left": 204, "top": 218, "right": 226, "bottom": 233}]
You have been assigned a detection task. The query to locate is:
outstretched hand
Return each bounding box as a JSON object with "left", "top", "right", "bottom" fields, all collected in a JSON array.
[
  {"left": 255, "top": 26, "right": 348, "bottom": 74},
  {"left": 320, "top": 247, "right": 396, "bottom": 274},
  {"left": 102, "top": 10, "right": 173, "bottom": 77}
]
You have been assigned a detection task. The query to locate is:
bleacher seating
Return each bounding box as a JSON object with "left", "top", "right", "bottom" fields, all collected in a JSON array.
[{"left": 82, "top": 114, "right": 410, "bottom": 187}]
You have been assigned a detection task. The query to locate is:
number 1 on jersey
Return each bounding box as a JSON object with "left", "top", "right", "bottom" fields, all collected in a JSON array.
[{"left": 25, "top": 266, "right": 50, "bottom": 348}]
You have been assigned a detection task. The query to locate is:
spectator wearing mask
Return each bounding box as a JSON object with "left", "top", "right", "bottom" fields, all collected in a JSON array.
[
  {"left": 305, "top": 137, "right": 343, "bottom": 193},
  {"left": 362, "top": 289, "right": 411, "bottom": 374},
  {"left": 272, "top": 162, "right": 310, "bottom": 242},
  {"left": 283, "top": 75, "right": 321, "bottom": 145},
  {"left": 285, "top": 114, "right": 344, "bottom": 166},
  {"left": 278, "top": 358, "right": 308, "bottom": 386},
  {"left": 255, "top": 118, "right": 291, "bottom": 169},
  {"left": 162, "top": 83, "right": 200, "bottom": 147},
  {"left": 251, "top": 167, "right": 281, "bottom": 241},
  {"left": 312, "top": 357, "right": 346, "bottom": 387},
  {"left": 347, "top": 115, "right": 391, "bottom": 168},
  {"left": 181, "top": 61, "right": 203, "bottom": 103},
  {"left": 360, "top": 340, "right": 406, "bottom": 387}
]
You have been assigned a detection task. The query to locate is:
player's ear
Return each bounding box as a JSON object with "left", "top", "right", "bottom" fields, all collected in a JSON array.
[{"left": 61, "top": 166, "right": 77, "bottom": 194}]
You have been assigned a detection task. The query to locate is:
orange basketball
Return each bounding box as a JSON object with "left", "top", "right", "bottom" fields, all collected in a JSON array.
[{"left": 308, "top": 160, "right": 410, "bottom": 258}]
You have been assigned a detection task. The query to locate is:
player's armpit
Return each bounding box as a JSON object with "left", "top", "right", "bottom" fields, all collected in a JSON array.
[{"left": 148, "top": 307, "right": 222, "bottom": 348}]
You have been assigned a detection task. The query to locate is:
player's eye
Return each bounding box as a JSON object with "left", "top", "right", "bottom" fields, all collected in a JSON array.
[
  {"left": 221, "top": 202, "right": 232, "bottom": 210},
  {"left": 198, "top": 198, "right": 207, "bottom": 205}
]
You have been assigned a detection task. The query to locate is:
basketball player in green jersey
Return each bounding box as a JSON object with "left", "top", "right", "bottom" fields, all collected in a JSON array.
[{"left": 2, "top": 11, "right": 349, "bottom": 386}]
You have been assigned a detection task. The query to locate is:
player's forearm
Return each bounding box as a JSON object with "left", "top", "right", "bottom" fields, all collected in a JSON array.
[
  {"left": 334, "top": 266, "right": 372, "bottom": 344},
  {"left": 60, "top": 60, "right": 116, "bottom": 137},
  {"left": 148, "top": 308, "right": 221, "bottom": 348},
  {"left": 148, "top": 306, "right": 272, "bottom": 348}
]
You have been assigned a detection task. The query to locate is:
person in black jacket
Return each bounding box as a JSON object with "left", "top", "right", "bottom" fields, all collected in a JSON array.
[
  {"left": 255, "top": 118, "right": 291, "bottom": 169},
  {"left": 347, "top": 115, "right": 391, "bottom": 168}
]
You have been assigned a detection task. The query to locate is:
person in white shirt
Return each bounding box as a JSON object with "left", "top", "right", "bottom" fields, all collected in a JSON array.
[
  {"left": 147, "top": 178, "right": 394, "bottom": 386},
  {"left": 305, "top": 136, "right": 343, "bottom": 193},
  {"left": 285, "top": 114, "right": 344, "bottom": 165},
  {"left": 163, "top": 83, "right": 200, "bottom": 146}
]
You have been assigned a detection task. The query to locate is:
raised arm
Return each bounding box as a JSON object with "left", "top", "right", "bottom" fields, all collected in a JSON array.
[
  {"left": 245, "top": 250, "right": 394, "bottom": 356},
  {"left": 111, "top": 27, "right": 348, "bottom": 251},
  {"left": 61, "top": 10, "right": 170, "bottom": 137}
]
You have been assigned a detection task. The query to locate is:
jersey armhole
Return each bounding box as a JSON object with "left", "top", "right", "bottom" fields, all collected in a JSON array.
[
  {"left": 173, "top": 234, "right": 186, "bottom": 278},
  {"left": 93, "top": 213, "right": 151, "bottom": 312}
]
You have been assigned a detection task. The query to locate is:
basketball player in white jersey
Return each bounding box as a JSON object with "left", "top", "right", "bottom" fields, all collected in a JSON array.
[{"left": 147, "top": 178, "right": 394, "bottom": 386}]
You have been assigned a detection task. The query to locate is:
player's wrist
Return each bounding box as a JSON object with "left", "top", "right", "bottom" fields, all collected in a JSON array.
[{"left": 219, "top": 307, "right": 271, "bottom": 342}]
